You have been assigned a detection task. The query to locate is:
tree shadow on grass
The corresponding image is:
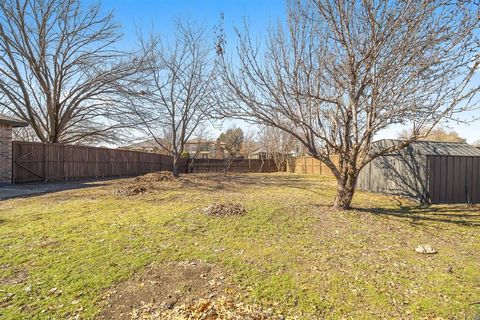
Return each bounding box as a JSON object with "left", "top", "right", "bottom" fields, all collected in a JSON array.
[
  {"left": 355, "top": 204, "right": 480, "bottom": 227},
  {"left": 178, "top": 173, "right": 328, "bottom": 193},
  {"left": 0, "top": 179, "right": 113, "bottom": 201}
]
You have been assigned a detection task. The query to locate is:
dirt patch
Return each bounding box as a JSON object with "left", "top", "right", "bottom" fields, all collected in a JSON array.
[
  {"left": 203, "top": 202, "right": 246, "bottom": 217},
  {"left": 97, "top": 261, "right": 234, "bottom": 319},
  {"left": 176, "top": 175, "right": 227, "bottom": 190},
  {"left": 0, "top": 269, "right": 28, "bottom": 285}
]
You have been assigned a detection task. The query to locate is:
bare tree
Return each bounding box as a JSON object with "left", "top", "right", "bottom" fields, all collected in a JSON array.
[
  {"left": 260, "top": 126, "right": 297, "bottom": 172},
  {"left": 240, "top": 129, "right": 258, "bottom": 158},
  {"left": 218, "top": 0, "right": 480, "bottom": 209},
  {"left": 399, "top": 127, "right": 467, "bottom": 143},
  {"left": 218, "top": 126, "right": 244, "bottom": 176},
  {"left": 13, "top": 126, "right": 38, "bottom": 142},
  {"left": 0, "top": 0, "right": 141, "bottom": 144},
  {"left": 128, "top": 21, "right": 216, "bottom": 177},
  {"left": 397, "top": 127, "right": 466, "bottom": 143}
]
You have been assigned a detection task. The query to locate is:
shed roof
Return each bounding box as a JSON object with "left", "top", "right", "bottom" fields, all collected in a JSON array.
[
  {"left": 0, "top": 114, "right": 28, "bottom": 127},
  {"left": 374, "top": 139, "right": 480, "bottom": 157}
]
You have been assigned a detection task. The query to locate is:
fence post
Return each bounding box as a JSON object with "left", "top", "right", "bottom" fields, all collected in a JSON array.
[
  {"left": 11, "top": 141, "right": 15, "bottom": 184},
  {"left": 44, "top": 143, "right": 48, "bottom": 182},
  {"left": 137, "top": 152, "right": 140, "bottom": 175},
  {"left": 63, "top": 144, "right": 67, "bottom": 181}
]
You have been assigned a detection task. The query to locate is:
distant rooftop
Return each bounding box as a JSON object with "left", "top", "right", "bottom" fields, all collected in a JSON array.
[
  {"left": 125, "top": 138, "right": 223, "bottom": 149},
  {"left": 0, "top": 114, "right": 28, "bottom": 127},
  {"left": 125, "top": 138, "right": 161, "bottom": 149}
]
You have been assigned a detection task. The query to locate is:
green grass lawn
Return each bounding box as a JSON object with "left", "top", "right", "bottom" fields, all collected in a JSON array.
[{"left": 0, "top": 173, "right": 479, "bottom": 319}]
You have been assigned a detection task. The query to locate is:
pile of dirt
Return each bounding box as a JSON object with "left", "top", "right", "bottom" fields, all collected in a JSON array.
[
  {"left": 131, "top": 297, "right": 282, "bottom": 319},
  {"left": 112, "top": 184, "right": 148, "bottom": 196},
  {"left": 135, "top": 171, "right": 175, "bottom": 183},
  {"left": 98, "top": 261, "right": 232, "bottom": 320},
  {"left": 203, "top": 202, "right": 246, "bottom": 217}
]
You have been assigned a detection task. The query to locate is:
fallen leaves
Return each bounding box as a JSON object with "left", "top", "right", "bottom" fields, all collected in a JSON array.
[
  {"left": 130, "top": 296, "right": 284, "bottom": 320},
  {"left": 135, "top": 171, "right": 175, "bottom": 183},
  {"left": 415, "top": 244, "right": 438, "bottom": 254},
  {"left": 112, "top": 171, "right": 177, "bottom": 196},
  {"left": 112, "top": 184, "right": 148, "bottom": 196},
  {"left": 203, "top": 202, "right": 246, "bottom": 217}
]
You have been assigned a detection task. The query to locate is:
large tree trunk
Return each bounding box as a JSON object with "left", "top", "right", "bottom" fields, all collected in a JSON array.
[
  {"left": 333, "top": 172, "right": 358, "bottom": 210},
  {"left": 172, "top": 155, "right": 179, "bottom": 177}
]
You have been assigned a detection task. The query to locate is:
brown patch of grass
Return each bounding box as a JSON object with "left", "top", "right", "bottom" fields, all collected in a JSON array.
[{"left": 98, "top": 260, "right": 233, "bottom": 320}]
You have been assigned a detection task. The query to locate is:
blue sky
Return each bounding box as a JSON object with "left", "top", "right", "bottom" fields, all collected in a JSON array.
[
  {"left": 92, "top": 0, "right": 285, "bottom": 50},
  {"left": 90, "top": 0, "right": 479, "bottom": 143}
]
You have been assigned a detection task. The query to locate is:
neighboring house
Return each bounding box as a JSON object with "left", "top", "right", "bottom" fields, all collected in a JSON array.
[
  {"left": 123, "top": 138, "right": 227, "bottom": 159},
  {"left": 121, "top": 139, "right": 170, "bottom": 155},
  {"left": 184, "top": 139, "right": 227, "bottom": 159},
  {"left": 248, "top": 147, "right": 297, "bottom": 159},
  {"left": 0, "top": 114, "right": 28, "bottom": 184},
  {"left": 357, "top": 139, "right": 480, "bottom": 204},
  {"left": 248, "top": 147, "right": 270, "bottom": 159}
]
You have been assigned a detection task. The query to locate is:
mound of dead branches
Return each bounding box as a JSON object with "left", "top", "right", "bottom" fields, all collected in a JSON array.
[
  {"left": 131, "top": 297, "right": 282, "bottom": 320},
  {"left": 135, "top": 171, "right": 175, "bottom": 183},
  {"left": 112, "top": 171, "right": 176, "bottom": 196},
  {"left": 203, "top": 202, "right": 246, "bottom": 217},
  {"left": 112, "top": 184, "right": 148, "bottom": 196}
]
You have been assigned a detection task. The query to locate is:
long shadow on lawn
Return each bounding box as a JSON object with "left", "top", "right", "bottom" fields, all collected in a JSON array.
[
  {"left": 0, "top": 180, "right": 113, "bottom": 201},
  {"left": 356, "top": 205, "right": 480, "bottom": 227},
  {"left": 180, "top": 174, "right": 327, "bottom": 193}
]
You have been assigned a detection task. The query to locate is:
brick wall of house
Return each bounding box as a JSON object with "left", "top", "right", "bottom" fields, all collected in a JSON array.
[{"left": 0, "top": 123, "right": 13, "bottom": 184}]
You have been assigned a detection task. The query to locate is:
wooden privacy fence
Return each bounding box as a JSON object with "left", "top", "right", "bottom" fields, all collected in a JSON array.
[
  {"left": 189, "top": 158, "right": 278, "bottom": 173},
  {"left": 12, "top": 141, "right": 187, "bottom": 183},
  {"left": 293, "top": 156, "right": 339, "bottom": 176}
]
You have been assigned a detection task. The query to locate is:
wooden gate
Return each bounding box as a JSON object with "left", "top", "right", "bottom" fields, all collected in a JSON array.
[
  {"left": 12, "top": 141, "right": 46, "bottom": 183},
  {"left": 428, "top": 155, "right": 480, "bottom": 204}
]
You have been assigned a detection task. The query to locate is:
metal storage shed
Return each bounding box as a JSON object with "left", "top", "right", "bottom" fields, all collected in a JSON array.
[{"left": 357, "top": 139, "right": 480, "bottom": 204}]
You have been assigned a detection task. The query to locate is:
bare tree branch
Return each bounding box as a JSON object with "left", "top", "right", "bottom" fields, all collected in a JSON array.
[
  {"left": 0, "top": 0, "right": 142, "bottom": 144},
  {"left": 126, "top": 20, "right": 217, "bottom": 176},
  {"left": 217, "top": 0, "right": 480, "bottom": 209}
]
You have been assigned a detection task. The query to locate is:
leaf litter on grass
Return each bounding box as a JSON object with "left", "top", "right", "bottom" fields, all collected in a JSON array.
[
  {"left": 112, "top": 171, "right": 176, "bottom": 196},
  {"left": 130, "top": 297, "right": 285, "bottom": 320},
  {"left": 203, "top": 202, "right": 246, "bottom": 217}
]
